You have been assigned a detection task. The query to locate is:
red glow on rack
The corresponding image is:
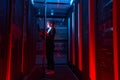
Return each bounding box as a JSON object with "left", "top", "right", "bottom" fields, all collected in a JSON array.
[
  {"left": 72, "top": 35, "right": 75, "bottom": 65},
  {"left": 6, "top": 1, "right": 13, "bottom": 79},
  {"left": 21, "top": 31, "right": 24, "bottom": 73},
  {"left": 113, "top": 0, "right": 119, "bottom": 80},
  {"left": 72, "top": 15, "right": 75, "bottom": 65},
  {"left": 6, "top": 32, "right": 12, "bottom": 80},
  {"left": 89, "top": 0, "right": 96, "bottom": 80},
  {"left": 78, "top": 3, "right": 82, "bottom": 71}
]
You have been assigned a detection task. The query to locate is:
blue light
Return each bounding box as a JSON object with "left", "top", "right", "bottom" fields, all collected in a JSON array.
[
  {"left": 31, "top": 0, "right": 34, "bottom": 5},
  {"left": 70, "top": 0, "right": 73, "bottom": 5},
  {"left": 51, "top": 12, "right": 54, "bottom": 15},
  {"left": 51, "top": 10, "right": 54, "bottom": 15}
]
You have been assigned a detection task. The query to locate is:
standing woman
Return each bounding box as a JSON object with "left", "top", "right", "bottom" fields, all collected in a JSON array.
[
  {"left": 45, "top": 21, "right": 56, "bottom": 75},
  {"left": 39, "top": 21, "right": 56, "bottom": 75}
]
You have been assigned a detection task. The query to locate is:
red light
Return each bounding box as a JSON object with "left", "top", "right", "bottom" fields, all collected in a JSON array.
[
  {"left": 88, "top": 0, "right": 96, "bottom": 80},
  {"left": 6, "top": 32, "right": 12, "bottom": 80},
  {"left": 78, "top": 3, "right": 83, "bottom": 71},
  {"left": 113, "top": 0, "right": 119, "bottom": 80}
]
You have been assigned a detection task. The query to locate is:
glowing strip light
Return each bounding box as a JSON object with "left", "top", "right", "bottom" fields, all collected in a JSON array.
[
  {"left": 72, "top": 12, "right": 75, "bottom": 65},
  {"left": 6, "top": 0, "right": 13, "bottom": 79},
  {"left": 6, "top": 32, "right": 12, "bottom": 80},
  {"left": 70, "top": 0, "right": 74, "bottom": 5},
  {"left": 89, "top": 0, "right": 96, "bottom": 80},
  {"left": 78, "top": 3, "right": 83, "bottom": 71},
  {"left": 68, "top": 18, "right": 70, "bottom": 62},
  {"left": 113, "top": 0, "right": 119, "bottom": 80}
]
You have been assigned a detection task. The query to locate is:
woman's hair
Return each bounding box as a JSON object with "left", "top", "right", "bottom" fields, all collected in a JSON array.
[{"left": 47, "top": 21, "right": 55, "bottom": 27}]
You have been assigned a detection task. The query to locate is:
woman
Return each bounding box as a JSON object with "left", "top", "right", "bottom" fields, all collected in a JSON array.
[{"left": 39, "top": 21, "right": 56, "bottom": 75}]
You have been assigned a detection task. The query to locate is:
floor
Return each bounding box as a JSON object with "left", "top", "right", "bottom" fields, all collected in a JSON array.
[{"left": 24, "top": 65, "right": 79, "bottom": 80}]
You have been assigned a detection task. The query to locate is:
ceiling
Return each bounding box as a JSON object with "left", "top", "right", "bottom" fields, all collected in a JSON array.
[
  {"left": 33, "top": 0, "right": 73, "bottom": 18},
  {"left": 34, "top": 0, "right": 71, "bottom": 3}
]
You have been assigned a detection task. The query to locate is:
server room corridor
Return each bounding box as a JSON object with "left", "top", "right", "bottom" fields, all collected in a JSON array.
[{"left": 0, "top": 0, "right": 120, "bottom": 80}]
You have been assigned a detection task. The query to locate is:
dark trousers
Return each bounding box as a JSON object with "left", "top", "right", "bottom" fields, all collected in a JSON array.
[{"left": 46, "top": 41, "right": 55, "bottom": 70}]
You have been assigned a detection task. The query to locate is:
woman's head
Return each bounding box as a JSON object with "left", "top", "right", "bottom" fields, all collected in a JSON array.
[{"left": 47, "top": 21, "right": 55, "bottom": 28}]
